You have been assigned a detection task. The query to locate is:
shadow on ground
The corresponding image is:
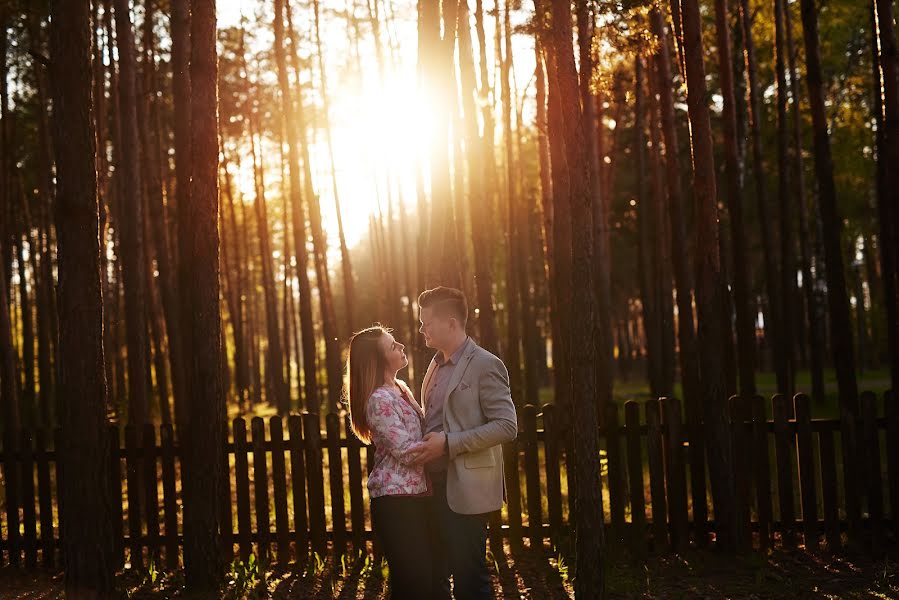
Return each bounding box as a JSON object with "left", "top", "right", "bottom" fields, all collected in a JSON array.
[{"left": 2, "top": 542, "right": 898, "bottom": 599}]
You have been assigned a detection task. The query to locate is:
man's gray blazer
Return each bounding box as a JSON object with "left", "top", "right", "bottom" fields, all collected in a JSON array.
[{"left": 421, "top": 339, "right": 518, "bottom": 514}]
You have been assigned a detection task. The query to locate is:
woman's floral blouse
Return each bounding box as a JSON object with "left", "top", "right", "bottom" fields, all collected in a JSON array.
[{"left": 365, "top": 381, "right": 431, "bottom": 498}]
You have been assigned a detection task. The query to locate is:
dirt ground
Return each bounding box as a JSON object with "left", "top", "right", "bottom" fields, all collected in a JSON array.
[{"left": 2, "top": 542, "right": 898, "bottom": 599}]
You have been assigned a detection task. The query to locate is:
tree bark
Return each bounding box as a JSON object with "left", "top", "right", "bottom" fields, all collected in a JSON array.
[
  {"left": 739, "top": 0, "right": 786, "bottom": 391},
  {"left": 457, "top": 0, "right": 499, "bottom": 354},
  {"left": 49, "top": 0, "right": 117, "bottom": 592},
  {"left": 112, "top": 0, "right": 150, "bottom": 427},
  {"left": 714, "top": 0, "right": 756, "bottom": 398},
  {"left": 774, "top": 0, "right": 796, "bottom": 396},
  {"left": 874, "top": 0, "right": 899, "bottom": 394},
  {"left": 675, "top": 0, "right": 737, "bottom": 551},
  {"left": 799, "top": 0, "right": 862, "bottom": 542},
  {"left": 180, "top": 0, "right": 225, "bottom": 590},
  {"left": 273, "top": 0, "right": 319, "bottom": 411},
  {"left": 785, "top": 0, "right": 825, "bottom": 403},
  {"left": 547, "top": 0, "right": 606, "bottom": 595}
]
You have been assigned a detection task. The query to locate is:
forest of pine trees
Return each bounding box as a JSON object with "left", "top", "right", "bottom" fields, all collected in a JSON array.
[{"left": 1, "top": 0, "right": 897, "bottom": 596}]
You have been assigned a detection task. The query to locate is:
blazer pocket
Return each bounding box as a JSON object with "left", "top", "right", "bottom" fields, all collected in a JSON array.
[{"left": 463, "top": 449, "right": 496, "bottom": 469}]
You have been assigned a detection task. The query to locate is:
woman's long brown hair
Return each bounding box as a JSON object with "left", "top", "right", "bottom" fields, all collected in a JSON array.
[{"left": 345, "top": 325, "right": 391, "bottom": 444}]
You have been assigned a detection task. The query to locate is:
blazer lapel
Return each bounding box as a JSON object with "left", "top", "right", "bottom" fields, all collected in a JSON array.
[
  {"left": 421, "top": 356, "right": 438, "bottom": 412},
  {"left": 444, "top": 342, "right": 477, "bottom": 402}
]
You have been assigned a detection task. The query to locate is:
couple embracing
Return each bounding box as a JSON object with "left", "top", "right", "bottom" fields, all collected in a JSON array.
[{"left": 344, "top": 286, "right": 518, "bottom": 599}]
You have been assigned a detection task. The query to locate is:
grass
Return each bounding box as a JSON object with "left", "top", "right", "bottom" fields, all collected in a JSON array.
[{"left": 3, "top": 542, "right": 899, "bottom": 598}]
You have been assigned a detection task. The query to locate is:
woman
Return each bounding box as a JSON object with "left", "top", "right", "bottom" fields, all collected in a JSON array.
[{"left": 346, "top": 325, "right": 431, "bottom": 598}]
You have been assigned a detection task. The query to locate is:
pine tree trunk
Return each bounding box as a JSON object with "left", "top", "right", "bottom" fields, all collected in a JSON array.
[
  {"left": 874, "top": 0, "right": 899, "bottom": 394},
  {"left": 799, "top": 0, "right": 862, "bottom": 543},
  {"left": 676, "top": 0, "right": 738, "bottom": 551},
  {"left": 170, "top": 0, "right": 192, "bottom": 434},
  {"left": 457, "top": 0, "right": 499, "bottom": 354},
  {"left": 714, "top": 0, "right": 757, "bottom": 397},
  {"left": 312, "top": 0, "right": 356, "bottom": 336},
  {"left": 786, "top": 0, "right": 826, "bottom": 403},
  {"left": 247, "top": 113, "right": 288, "bottom": 414},
  {"left": 273, "top": 0, "right": 319, "bottom": 411},
  {"left": 774, "top": 0, "right": 796, "bottom": 396},
  {"left": 649, "top": 5, "right": 708, "bottom": 539},
  {"left": 635, "top": 56, "right": 663, "bottom": 398},
  {"left": 548, "top": 0, "right": 606, "bottom": 595},
  {"left": 739, "top": 0, "right": 787, "bottom": 392},
  {"left": 578, "top": 0, "right": 614, "bottom": 419},
  {"left": 145, "top": 0, "right": 189, "bottom": 428},
  {"left": 180, "top": 0, "right": 225, "bottom": 590},
  {"left": 112, "top": 0, "right": 150, "bottom": 426},
  {"left": 49, "top": 0, "right": 117, "bottom": 591}
]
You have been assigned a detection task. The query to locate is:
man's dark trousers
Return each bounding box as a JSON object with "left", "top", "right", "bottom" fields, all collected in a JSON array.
[{"left": 428, "top": 471, "right": 492, "bottom": 599}]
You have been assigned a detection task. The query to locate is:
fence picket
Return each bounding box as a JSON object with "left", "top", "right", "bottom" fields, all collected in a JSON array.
[
  {"left": 160, "top": 423, "right": 178, "bottom": 569},
  {"left": 124, "top": 425, "right": 142, "bottom": 567},
  {"left": 20, "top": 429, "right": 37, "bottom": 568},
  {"left": 270, "top": 416, "right": 290, "bottom": 564},
  {"left": 542, "top": 403, "right": 563, "bottom": 549},
  {"left": 522, "top": 405, "right": 542, "bottom": 550},
  {"left": 251, "top": 416, "right": 271, "bottom": 563},
  {"left": 303, "top": 413, "right": 327, "bottom": 555},
  {"left": 773, "top": 394, "right": 796, "bottom": 548},
  {"left": 233, "top": 418, "right": 252, "bottom": 562},
  {"left": 751, "top": 395, "right": 772, "bottom": 550},
  {"left": 35, "top": 429, "right": 54, "bottom": 568},
  {"left": 287, "top": 415, "right": 309, "bottom": 558},
  {"left": 861, "top": 391, "right": 884, "bottom": 554},
  {"left": 660, "top": 397, "right": 688, "bottom": 552},
  {"left": 325, "top": 413, "right": 347, "bottom": 554},
  {"left": 624, "top": 401, "right": 646, "bottom": 556},
  {"left": 645, "top": 400, "right": 668, "bottom": 551},
  {"left": 605, "top": 403, "right": 626, "bottom": 544},
  {"left": 345, "top": 414, "right": 365, "bottom": 552},
  {"left": 794, "top": 394, "right": 818, "bottom": 551},
  {"left": 818, "top": 428, "right": 840, "bottom": 551}
]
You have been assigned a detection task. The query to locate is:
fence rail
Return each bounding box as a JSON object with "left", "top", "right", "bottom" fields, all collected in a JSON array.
[{"left": 0, "top": 390, "right": 895, "bottom": 571}]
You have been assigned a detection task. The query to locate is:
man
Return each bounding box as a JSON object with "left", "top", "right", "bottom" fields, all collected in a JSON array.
[{"left": 410, "top": 286, "right": 518, "bottom": 599}]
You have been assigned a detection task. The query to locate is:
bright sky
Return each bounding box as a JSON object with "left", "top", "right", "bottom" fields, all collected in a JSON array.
[{"left": 217, "top": 1, "right": 536, "bottom": 255}]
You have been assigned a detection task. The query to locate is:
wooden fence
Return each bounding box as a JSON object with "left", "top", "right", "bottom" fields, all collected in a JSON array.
[{"left": 0, "top": 390, "right": 895, "bottom": 571}]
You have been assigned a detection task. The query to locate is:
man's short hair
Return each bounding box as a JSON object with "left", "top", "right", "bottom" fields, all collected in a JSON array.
[{"left": 418, "top": 286, "right": 469, "bottom": 328}]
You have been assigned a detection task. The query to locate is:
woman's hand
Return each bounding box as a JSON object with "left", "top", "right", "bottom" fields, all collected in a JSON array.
[{"left": 409, "top": 431, "right": 446, "bottom": 465}]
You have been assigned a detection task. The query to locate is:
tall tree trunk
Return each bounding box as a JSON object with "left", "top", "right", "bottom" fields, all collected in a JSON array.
[
  {"left": 112, "top": 0, "right": 149, "bottom": 426},
  {"left": 799, "top": 0, "right": 862, "bottom": 543},
  {"left": 739, "top": 0, "right": 786, "bottom": 391},
  {"left": 785, "top": 0, "right": 825, "bottom": 403},
  {"left": 49, "top": 0, "right": 116, "bottom": 591},
  {"left": 498, "top": 0, "right": 523, "bottom": 405},
  {"left": 635, "top": 56, "right": 663, "bottom": 398},
  {"left": 180, "top": 0, "right": 225, "bottom": 590},
  {"left": 578, "top": 0, "right": 614, "bottom": 419},
  {"left": 312, "top": 0, "right": 355, "bottom": 336},
  {"left": 547, "top": 0, "right": 606, "bottom": 595},
  {"left": 647, "top": 69, "right": 676, "bottom": 397},
  {"left": 421, "top": 0, "right": 460, "bottom": 288},
  {"left": 538, "top": 4, "right": 572, "bottom": 418},
  {"left": 145, "top": 0, "right": 189, "bottom": 429},
  {"left": 457, "top": 0, "right": 499, "bottom": 354},
  {"left": 273, "top": 0, "right": 318, "bottom": 411},
  {"left": 649, "top": 5, "right": 708, "bottom": 540},
  {"left": 874, "top": 0, "right": 899, "bottom": 394},
  {"left": 774, "top": 0, "right": 796, "bottom": 396},
  {"left": 676, "top": 0, "right": 737, "bottom": 551},
  {"left": 247, "top": 105, "right": 288, "bottom": 414},
  {"left": 714, "top": 0, "right": 756, "bottom": 397},
  {"left": 170, "top": 0, "right": 192, "bottom": 434}
]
